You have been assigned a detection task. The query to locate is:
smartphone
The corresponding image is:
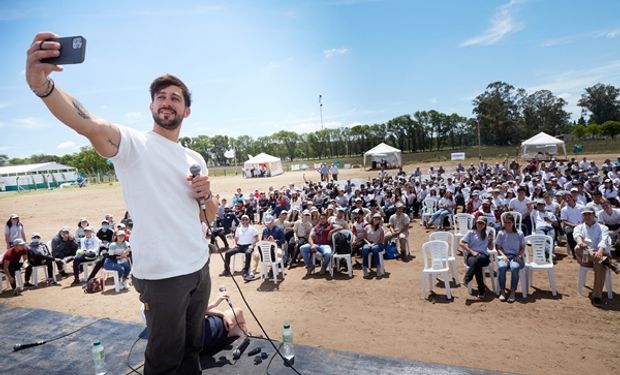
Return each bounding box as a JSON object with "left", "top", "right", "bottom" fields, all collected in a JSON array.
[{"left": 41, "top": 35, "right": 87, "bottom": 65}]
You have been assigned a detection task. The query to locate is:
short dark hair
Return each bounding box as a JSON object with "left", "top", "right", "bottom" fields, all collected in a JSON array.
[{"left": 149, "top": 74, "right": 192, "bottom": 108}]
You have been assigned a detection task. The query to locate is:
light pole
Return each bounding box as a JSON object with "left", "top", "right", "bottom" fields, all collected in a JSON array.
[
  {"left": 477, "top": 120, "right": 482, "bottom": 159},
  {"left": 319, "top": 94, "right": 324, "bottom": 130}
]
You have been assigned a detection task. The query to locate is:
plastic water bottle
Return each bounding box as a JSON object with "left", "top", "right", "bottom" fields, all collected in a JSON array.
[
  {"left": 91, "top": 340, "right": 107, "bottom": 375},
  {"left": 282, "top": 322, "right": 295, "bottom": 366},
  {"left": 582, "top": 248, "right": 589, "bottom": 264}
]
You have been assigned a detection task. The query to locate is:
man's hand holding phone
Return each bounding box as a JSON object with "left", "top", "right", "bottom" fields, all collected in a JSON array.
[{"left": 26, "top": 32, "right": 64, "bottom": 95}]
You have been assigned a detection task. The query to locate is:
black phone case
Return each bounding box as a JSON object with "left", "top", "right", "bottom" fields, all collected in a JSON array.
[{"left": 41, "top": 36, "right": 86, "bottom": 65}]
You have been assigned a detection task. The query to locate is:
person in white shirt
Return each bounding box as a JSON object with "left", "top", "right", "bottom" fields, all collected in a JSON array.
[
  {"left": 509, "top": 187, "right": 531, "bottom": 234},
  {"left": 560, "top": 192, "right": 584, "bottom": 257},
  {"left": 221, "top": 215, "right": 259, "bottom": 280},
  {"left": 530, "top": 200, "right": 557, "bottom": 257},
  {"left": 573, "top": 206, "right": 617, "bottom": 305},
  {"left": 27, "top": 37, "right": 218, "bottom": 373},
  {"left": 599, "top": 199, "right": 620, "bottom": 246},
  {"left": 428, "top": 191, "right": 456, "bottom": 230}
]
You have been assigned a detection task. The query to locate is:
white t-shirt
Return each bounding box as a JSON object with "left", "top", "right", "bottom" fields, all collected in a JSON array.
[
  {"left": 509, "top": 197, "right": 530, "bottom": 216},
  {"left": 110, "top": 126, "right": 210, "bottom": 280}
]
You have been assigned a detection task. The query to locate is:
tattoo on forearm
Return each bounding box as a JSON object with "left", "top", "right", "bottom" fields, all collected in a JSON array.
[
  {"left": 72, "top": 98, "right": 91, "bottom": 120},
  {"left": 107, "top": 138, "right": 119, "bottom": 150}
]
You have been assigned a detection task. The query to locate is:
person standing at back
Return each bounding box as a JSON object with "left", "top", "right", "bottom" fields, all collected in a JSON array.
[{"left": 26, "top": 32, "right": 217, "bottom": 375}]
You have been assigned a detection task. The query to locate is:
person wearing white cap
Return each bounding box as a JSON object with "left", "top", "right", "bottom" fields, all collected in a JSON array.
[
  {"left": 220, "top": 215, "right": 259, "bottom": 281},
  {"left": 24, "top": 233, "right": 57, "bottom": 287},
  {"left": 385, "top": 202, "right": 410, "bottom": 257},
  {"left": 71, "top": 226, "right": 102, "bottom": 285},
  {"left": 574, "top": 206, "right": 616, "bottom": 306},
  {"left": 560, "top": 192, "right": 584, "bottom": 257},
  {"left": 1, "top": 238, "right": 28, "bottom": 295},
  {"left": 104, "top": 230, "right": 132, "bottom": 289},
  {"left": 5, "top": 213, "right": 26, "bottom": 248}
]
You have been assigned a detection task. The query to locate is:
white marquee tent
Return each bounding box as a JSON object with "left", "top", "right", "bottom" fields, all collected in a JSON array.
[
  {"left": 363, "top": 143, "right": 402, "bottom": 169},
  {"left": 0, "top": 162, "right": 78, "bottom": 191},
  {"left": 243, "top": 153, "right": 284, "bottom": 178},
  {"left": 520, "top": 132, "right": 567, "bottom": 160}
]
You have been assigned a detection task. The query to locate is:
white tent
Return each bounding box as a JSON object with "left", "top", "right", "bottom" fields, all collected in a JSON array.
[
  {"left": 520, "top": 132, "right": 567, "bottom": 160},
  {"left": 0, "top": 162, "right": 78, "bottom": 192},
  {"left": 364, "top": 143, "right": 402, "bottom": 169},
  {"left": 243, "top": 153, "right": 284, "bottom": 178}
]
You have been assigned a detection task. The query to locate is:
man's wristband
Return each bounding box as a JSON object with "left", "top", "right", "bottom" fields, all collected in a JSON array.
[
  {"left": 30, "top": 78, "right": 55, "bottom": 98},
  {"left": 205, "top": 190, "right": 212, "bottom": 200}
]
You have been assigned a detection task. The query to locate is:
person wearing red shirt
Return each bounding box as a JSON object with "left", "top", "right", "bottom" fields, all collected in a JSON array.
[{"left": 1, "top": 238, "right": 29, "bottom": 295}]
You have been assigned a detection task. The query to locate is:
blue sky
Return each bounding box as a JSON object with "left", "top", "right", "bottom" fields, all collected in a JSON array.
[{"left": 1, "top": 0, "right": 620, "bottom": 158}]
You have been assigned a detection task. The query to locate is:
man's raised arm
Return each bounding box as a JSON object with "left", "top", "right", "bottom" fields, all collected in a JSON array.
[{"left": 26, "top": 32, "right": 120, "bottom": 158}]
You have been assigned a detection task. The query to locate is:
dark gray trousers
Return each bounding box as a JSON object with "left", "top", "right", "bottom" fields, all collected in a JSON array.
[{"left": 133, "top": 260, "right": 211, "bottom": 375}]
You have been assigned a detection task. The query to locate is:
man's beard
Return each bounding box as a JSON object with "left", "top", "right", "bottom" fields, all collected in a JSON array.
[{"left": 152, "top": 109, "right": 183, "bottom": 130}]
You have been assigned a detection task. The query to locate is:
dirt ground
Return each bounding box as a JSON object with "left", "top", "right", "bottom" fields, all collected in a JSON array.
[{"left": 1, "top": 154, "right": 619, "bottom": 375}]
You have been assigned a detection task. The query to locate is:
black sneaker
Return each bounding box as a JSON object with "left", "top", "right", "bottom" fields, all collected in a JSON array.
[
  {"left": 23, "top": 282, "right": 35, "bottom": 288},
  {"left": 219, "top": 270, "right": 231, "bottom": 277},
  {"left": 477, "top": 291, "right": 486, "bottom": 299},
  {"left": 59, "top": 271, "right": 69, "bottom": 277},
  {"left": 70, "top": 279, "right": 81, "bottom": 286},
  {"left": 591, "top": 297, "right": 603, "bottom": 306}
]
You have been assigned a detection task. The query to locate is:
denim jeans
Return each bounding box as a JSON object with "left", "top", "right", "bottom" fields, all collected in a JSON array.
[
  {"left": 497, "top": 256, "right": 525, "bottom": 291},
  {"left": 362, "top": 243, "right": 384, "bottom": 268},
  {"left": 429, "top": 208, "right": 453, "bottom": 227},
  {"left": 104, "top": 257, "right": 131, "bottom": 279},
  {"left": 300, "top": 244, "right": 332, "bottom": 270}
]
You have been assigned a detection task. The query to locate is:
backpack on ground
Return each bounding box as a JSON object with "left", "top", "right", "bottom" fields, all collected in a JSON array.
[{"left": 83, "top": 278, "right": 104, "bottom": 293}]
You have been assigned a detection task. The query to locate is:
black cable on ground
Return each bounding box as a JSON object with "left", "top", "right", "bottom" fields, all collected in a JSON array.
[
  {"left": 125, "top": 336, "right": 144, "bottom": 375},
  {"left": 12, "top": 317, "right": 109, "bottom": 352}
]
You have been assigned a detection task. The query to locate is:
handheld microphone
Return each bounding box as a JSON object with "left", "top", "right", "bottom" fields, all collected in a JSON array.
[
  {"left": 219, "top": 285, "right": 233, "bottom": 307},
  {"left": 189, "top": 164, "right": 206, "bottom": 210},
  {"left": 13, "top": 340, "right": 46, "bottom": 352},
  {"left": 232, "top": 337, "right": 250, "bottom": 360}
]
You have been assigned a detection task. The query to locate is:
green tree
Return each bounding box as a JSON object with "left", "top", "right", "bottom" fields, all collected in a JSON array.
[
  {"left": 472, "top": 81, "right": 525, "bottom": 145},
  {"left": 577, "top": 83, "right": 620, "bottom": 124},
  {"left": 601, "top": 120, "right": 620, "bottom": 138},
  {"left": 71, "top": 146, "right": 112, "bottom": 175},
  {"left": 272, "top": 130, "right": 300, "bottom": 161},
  {"left": 0, "top": 154, "right": 8, "bottom": 166},
  {"left": 522, "top": 90, "right": 570, "bottom": 136}
]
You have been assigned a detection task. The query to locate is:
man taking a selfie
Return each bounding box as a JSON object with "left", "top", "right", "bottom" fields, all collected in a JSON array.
[{"left": 26, "top": 32, "right": 217, "bottom": 375}]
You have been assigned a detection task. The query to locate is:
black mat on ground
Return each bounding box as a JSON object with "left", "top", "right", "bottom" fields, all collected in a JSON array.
[{"left": 0, "top": 304, "right": 505, "bottom": 374}]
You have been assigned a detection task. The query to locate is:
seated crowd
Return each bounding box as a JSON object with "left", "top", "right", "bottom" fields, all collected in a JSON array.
[
  {"left": 1, "top": 212, "right": 134, "bottom": 295},
  {"left": 211, "top": 156, "right": 620, "bottom": 305}
]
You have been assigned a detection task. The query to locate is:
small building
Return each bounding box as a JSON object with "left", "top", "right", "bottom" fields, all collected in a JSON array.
[{"left": 0, "top": 162, "right": 78, "bottom": 192}]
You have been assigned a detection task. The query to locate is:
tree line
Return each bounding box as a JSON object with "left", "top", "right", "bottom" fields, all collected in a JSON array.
[{"left": 2, "top": 81, "right": 620, "bottom": 173}]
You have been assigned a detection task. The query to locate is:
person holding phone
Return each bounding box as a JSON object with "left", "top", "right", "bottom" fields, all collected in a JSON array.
[{"left": 26, "top": 32, "right": 217, "bottom": 375}]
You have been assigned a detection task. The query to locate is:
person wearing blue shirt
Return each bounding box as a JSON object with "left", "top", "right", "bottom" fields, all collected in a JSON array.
[{"left": 459, "top": 216, "right": 494, "bottom": 298}]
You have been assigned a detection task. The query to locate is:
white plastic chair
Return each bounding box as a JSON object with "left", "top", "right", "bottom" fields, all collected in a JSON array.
[
  {"left": 421, "top": 199, "right": 437, "bottom": 227},
  {"left": 577, "top": 265, "right": 613, "bottom": 299},
  {"left": 452, "top": 213, "right": 474, "bottom": 239},
  {"left": 331, "top": 230, "right": 354, "bottom": 278},
  {"left": 421, "top": 240, "right": 453, "bottom": 300},
  {"left": 429, "top": 231, "right": 458, "bottom": 282},
  {"left": 80, "top": 261, "right": 98, "bottom": 282},
  {"left": 524, "top": 234, "right": 557, "bottom": 296},
  {"left": 102, "top": 269, "right": 122, "bottom": 293},
  {"left": 256, "top": 241, "right": 285, "bottom": 283},
  {"left": 500, "top": 211, "right": 523, "bottom": 234},
  {"left": 231, "top": 252, "right": 247, "bottom": 273},
  {"left": 30, "top": 264, "right": 57, "bottom": 286},
  {"left": 1, "top": 270, "right": 24, "bottom": 291}
]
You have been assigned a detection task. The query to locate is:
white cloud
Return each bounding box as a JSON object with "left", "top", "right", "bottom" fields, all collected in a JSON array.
[
  {"left": 265, "top": 57, "right": 294, "bottom": 70},
  {"left": 460, "top": 0, "right": 524, "bottom": 47},
  {"left": 323, "top": 48, "right": 348, "bottom": 58},
  {"left": 526, "top": 60, "right": 620, "bottom": 93},
  {"left": 0, "top": 146, "right": 8, "bottom": 151},
  {"left": 541, "top": 26, "right": 620, "bottom": 47},
  {"left": 428, "top": 97, "right": 438, "bottom": 104},
  {"left": 13, "top": 117, "right": 49, "bottom": 129},
  {"left": 57, "top": 141, "right": 76, "bottom": 149}
]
